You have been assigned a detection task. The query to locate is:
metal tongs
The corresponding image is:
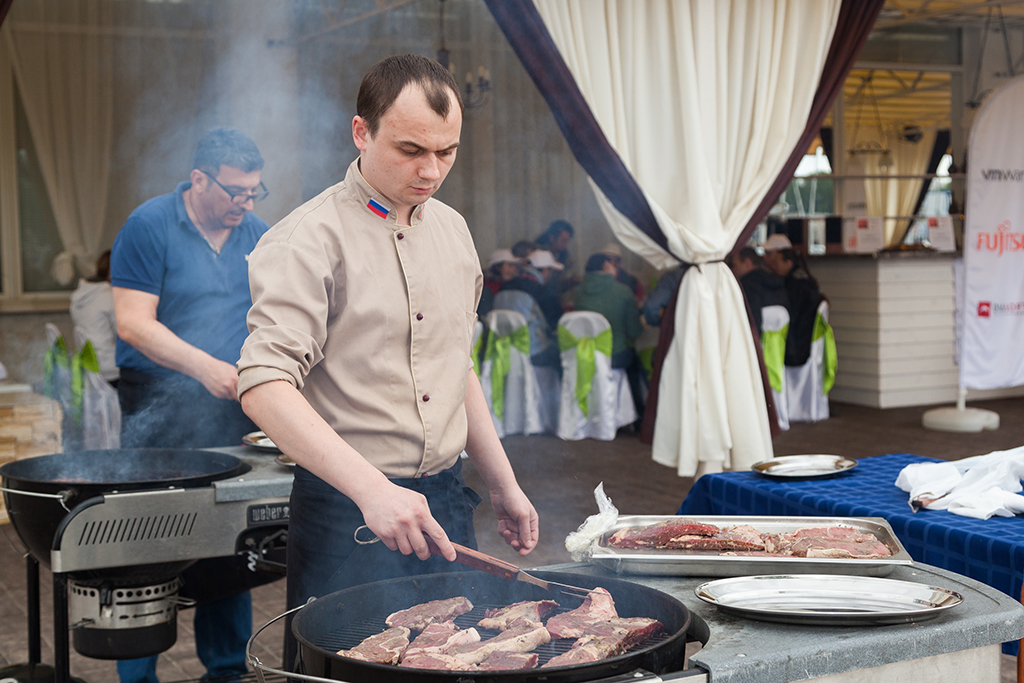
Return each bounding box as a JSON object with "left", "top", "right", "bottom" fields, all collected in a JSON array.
[
  {"left": 353, "top": 525, "right": 592, "bottom": 600},
  {"left": 428, "top": 540, "right": 593, "bottom": 601}
]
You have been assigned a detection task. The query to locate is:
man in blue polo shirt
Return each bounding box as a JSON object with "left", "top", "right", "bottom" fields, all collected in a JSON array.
[{"left": 110, "top": 127, "right": 270, "bottom": 683}]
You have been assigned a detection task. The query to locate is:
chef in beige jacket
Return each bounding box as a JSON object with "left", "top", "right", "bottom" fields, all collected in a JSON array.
[{"left": 236, "top": 54, "right": 537, "bottom": 663}]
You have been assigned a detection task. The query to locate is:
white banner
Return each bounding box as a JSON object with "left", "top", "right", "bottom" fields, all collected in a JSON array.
[{"left": 961, "top": 75, "right": 1024, "bottom": 390}]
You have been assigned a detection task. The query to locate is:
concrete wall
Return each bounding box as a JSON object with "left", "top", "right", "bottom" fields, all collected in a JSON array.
[{"left": 0, "top": 311, "right": 72, "bottom": 387}]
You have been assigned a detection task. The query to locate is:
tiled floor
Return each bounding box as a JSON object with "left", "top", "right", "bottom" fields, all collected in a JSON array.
[{"left": 2, "top": 398, "right": 1023, "bottom": 681}]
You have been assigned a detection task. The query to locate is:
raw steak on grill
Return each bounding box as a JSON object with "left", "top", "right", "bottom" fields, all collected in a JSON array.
[
  {"left": 450, "top": 621, "right": 551, "bottom": 665},
  {"left": 542, "top": 617, "right": 663, "bottom": 668},
  {"left": 608, "top": 518, "right": 719, "bottom": 548},
  {"left": 476, "top": 600, "right": 560, "bottom": 631},
  {"left": 385, "top": 596, "right": 474, "bottom": 631},
  {"left": 663, "top": 524, "right": 765, "bottom": 552},
  {"left": 399, "top": 652, "right": 474, "bottom": 670},
  {"left": 400, "top": 622, "right": 481, "bottom": 661},
  {"left": 337, "top": 626, "right": 411, "bottom": 664},
  {"left": 545, "top": 588, "right": 617, "bottom": 639}
]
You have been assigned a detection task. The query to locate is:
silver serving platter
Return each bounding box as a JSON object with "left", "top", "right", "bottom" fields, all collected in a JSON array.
[
  {"left": 241, "top": 431, "right": 281, "bottom": 453},
  {"left": 752, "top": 454, "right": 857, "bottom": 479},
  {"left": 591, "top": 515, "right": 913, "bottom": 577},
  {"left": 694, "top": 574, "right": 963, "bottom": 625},
  {"left": 275, "top": 454, "right": 296, "bottom": 468}
]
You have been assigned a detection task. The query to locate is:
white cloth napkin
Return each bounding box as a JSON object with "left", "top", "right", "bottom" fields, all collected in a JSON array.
[{"left": 895, "top": 445, "right": 1024, "bottom": 519}]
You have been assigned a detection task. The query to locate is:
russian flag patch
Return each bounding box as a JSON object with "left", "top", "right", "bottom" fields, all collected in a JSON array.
[{"left": 367, "top": 197, "right": 389, "bottom": 219}]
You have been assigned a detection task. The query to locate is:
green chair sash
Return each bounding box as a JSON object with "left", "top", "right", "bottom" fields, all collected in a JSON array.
[
  {"left": 813, "top": 313, "right": 837, "bottom": 394},
  {"left": 483, "top": 325, "right": 530, "bottom": 421},
  {"left": 638, "top": 346, "right": 655, "bottom": 380},
  {"left": 762, "top": 324, "right": 788, "bottom": 393},
  {"left": 471, "top": 330, "right": 483, "bottom": 379},
  {"left": 558, "top": 325, "right": 613, "bottom": 417}
]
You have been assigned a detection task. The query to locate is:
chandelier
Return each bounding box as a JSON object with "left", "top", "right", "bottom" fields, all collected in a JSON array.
[{"left": 436, "top": 0, "right": 491, "bottom": 110}]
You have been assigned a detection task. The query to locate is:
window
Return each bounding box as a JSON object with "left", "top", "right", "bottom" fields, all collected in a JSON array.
[{"left": 780, "top": 147, "right": 834, "bottom": 217}]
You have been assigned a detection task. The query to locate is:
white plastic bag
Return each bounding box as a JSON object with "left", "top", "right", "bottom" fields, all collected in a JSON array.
[
  {"left": 564, "top": 482, "right": 620, "bottom": 562},
  {"left": 73, "top": 329, "right": 120, "bottom": 450}
]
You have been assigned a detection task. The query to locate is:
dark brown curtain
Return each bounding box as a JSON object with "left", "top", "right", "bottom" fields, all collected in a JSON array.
[
  {"left": 0, "top": 0, "right": 13, "bottom": 28},
  {"left": 642, "top": 0, "right": 886, "bottom": 444}
]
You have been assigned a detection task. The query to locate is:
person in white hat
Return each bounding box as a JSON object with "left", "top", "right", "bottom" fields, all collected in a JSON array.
[
  {"left": 493, "top": 249, "right": 565, "bottom": 368},
  {"left": 759, "top": 233, "right": 793, "bottom": 277},
  {"left": 478, "top": 248, "right": 521, "bottom": 319}
]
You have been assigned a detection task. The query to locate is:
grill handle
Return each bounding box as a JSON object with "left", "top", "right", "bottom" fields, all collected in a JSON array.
[{"left": 247, "top": 601, "right": 342, "bottom": 683}]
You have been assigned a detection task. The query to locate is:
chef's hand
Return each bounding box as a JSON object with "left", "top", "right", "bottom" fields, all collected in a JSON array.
[
  {"left": 199, "top": 358, "right": 241, "bottom": 400},
  {"left": 361, "top": 482, "right": 456, "bottom": 562},
  {"left": 491, "top": 486, "right": 539, "bottom": 555}
]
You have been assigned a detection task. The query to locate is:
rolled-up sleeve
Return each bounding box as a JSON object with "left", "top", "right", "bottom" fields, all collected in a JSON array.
[{"left": 237, "top": 236, "right": 333, "bottom": 397}]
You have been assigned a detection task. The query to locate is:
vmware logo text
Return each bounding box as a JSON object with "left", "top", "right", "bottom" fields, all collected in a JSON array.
[
  {"left": 981, "top": 169, "right": 1024, "bottom": 181},
  {"left": 977, "top": 301, "right": 1024, "bottom": 317}
]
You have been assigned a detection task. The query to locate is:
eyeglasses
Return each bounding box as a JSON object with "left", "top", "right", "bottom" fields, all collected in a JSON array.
[{"left": 202, "top": 171, "right": 269, "bottom": 204}]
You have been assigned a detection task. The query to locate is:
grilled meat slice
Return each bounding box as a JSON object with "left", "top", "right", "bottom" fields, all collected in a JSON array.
[
  {"left": 400, "top": 622, "right": 481, "bottom": 661},
  {"left": 545, "top": 588, "right": 617, "bottom": 639},
  {"left": 542, "top": 617, "right": 663, "bottom": 668},
  {"left": 385, "top": 596, "right": 473, "bottom": 631},
  {"left": 337, "top": 626, "right": 411, "bottom": 664},
  {"left": 663, "top": 524, "right": 765, "bottom": 551},
  {"left": 476, "top": 651, "right": 539, "bottom": 670},
  {"left": 477, "top": 600, "right": 560, "bottom": 631},
  {"left": 608, "top": 518, "right": 720, "bottom": 548},
  {"left": 399, "top": 652, "right": 475, "bottom": 670},
  {"left": 450, "top": 621, "right": 551, "bottom": 666}
]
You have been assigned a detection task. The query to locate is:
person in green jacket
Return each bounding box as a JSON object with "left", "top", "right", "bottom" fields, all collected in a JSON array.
[{"left": 574, "top": 253, "right": 644, "bottom": 370}]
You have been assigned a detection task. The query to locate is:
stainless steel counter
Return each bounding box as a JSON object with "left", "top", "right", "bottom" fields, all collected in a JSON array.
[{"left": 550, "top": 561, "right": 1024, "bottom": 683}]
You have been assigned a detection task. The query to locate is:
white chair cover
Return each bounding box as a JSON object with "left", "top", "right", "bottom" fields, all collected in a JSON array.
[
  {"left": 785, "top": 300, "right": 830, "bottom": 423},
  {"left": 479, "top": 309, "right": 544, "bottom": 437},
  {"left": 761, "top": 305, "right": 790, "bottom": 432},
  {"left": 556, "top": 311, "right": 637, "bottom": 441}
]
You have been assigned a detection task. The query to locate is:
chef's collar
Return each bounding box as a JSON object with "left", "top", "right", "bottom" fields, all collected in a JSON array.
[
  {"left": 348, "top": 159, "right": 426, "bottom": 227},
  {"left": 174, "top": 180, "right": 194, "bottom": 229}
]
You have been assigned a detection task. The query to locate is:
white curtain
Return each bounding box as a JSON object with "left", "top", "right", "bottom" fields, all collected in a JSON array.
[
  {"left": 533, "top": 0, "right": 841, "bottom": 476},
  {"left": 858, "top": 128, "right": 939, "bottom": 248},
  {"left": 3, "top": 0, "right": 114, "bottom": 281}
]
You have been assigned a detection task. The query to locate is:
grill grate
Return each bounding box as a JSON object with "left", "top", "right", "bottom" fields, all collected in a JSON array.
[
  {"left": 315, "top": 604, "right": 669, "bottom": 666},
  {"left": 75, "top": 513, "right": 198, "bottom": 547}
]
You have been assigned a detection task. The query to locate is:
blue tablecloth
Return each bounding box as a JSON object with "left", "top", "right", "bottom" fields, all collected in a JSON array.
[{"left": 678, "top": 452, "right": 1024, "bottom": 654}]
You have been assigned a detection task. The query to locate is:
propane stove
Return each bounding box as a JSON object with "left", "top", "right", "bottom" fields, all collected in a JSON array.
[{"left": 3, "top": 446, "right": 292, "bottom": 683}]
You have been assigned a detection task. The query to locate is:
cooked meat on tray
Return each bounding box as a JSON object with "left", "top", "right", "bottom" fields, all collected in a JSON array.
[
  {"left": 543, "top": 617, "right": 663, "bottom": 668},
  {"left": 449, "top": 620, "right": 551, "bottom": 666},
  {"left": 336, "top": 626, "right": 411, "bottom": 664},
  {"left": 401, "top": 622, "right": 481, "bottom": 661},
  {"left": 608, "top": 518, "right": 720, "bottom": 548},
  {"left": 545, "top": 588, "right": 618, "bottom": 639},
  {"left": 476, "top": 599, "right": 560, "bottom": 631},
  {"left": 385, "top": 596, "right": 474, "bottom": 631},
  {"left": 607, "top": 520, "right": 892, "bottom": 558}
]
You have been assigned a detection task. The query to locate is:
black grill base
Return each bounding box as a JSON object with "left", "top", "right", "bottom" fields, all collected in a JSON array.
[{"left": 73, "top": 621, "right": 176, "bottom": 660}]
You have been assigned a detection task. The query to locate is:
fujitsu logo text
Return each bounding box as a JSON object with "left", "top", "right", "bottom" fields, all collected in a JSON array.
[
  {"left": 975, "top": 220, "right": 1024, "bottom": 255},
  {"left": 981, "top": 169, "right": 1024, "bottom": 181}
]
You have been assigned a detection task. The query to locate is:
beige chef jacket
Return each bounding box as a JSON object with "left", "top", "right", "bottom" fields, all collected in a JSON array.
[{"left": 237, "top": 159, "right": 482, "bottom": 478}]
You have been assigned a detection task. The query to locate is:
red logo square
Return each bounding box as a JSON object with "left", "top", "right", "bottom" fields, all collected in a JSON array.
[{"left": 978, "top": 302, "right": 992, "bottom": 317}]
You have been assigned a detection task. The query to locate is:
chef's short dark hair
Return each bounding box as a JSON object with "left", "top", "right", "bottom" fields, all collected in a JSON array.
[
  {"left": 193, "top": 128, "right": 264, "bottom": 175},
  {"left": 357, "top": 54, "right": 463, "bottom": 136},
  {"left": 586, "top": 253, "right": 613, "bottom": 272}
]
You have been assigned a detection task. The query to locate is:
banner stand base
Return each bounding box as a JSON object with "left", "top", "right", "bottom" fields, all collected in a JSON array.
[{"left": 922, "top": 406, "right": 1000, "bottom": 433}]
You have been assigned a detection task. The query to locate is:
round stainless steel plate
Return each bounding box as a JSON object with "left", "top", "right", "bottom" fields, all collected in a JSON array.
[
  {"left": 241, "top": 431, "right": 281, "bottom": 453},
  {"left": 694, "top": 574, "right": 963, "bottom": 625},
  {"left": 274, "top": 454, "right": 295, "bottom": 468},
  {"left": 752, "top": 454, "right": 857, "bottom": 479}
]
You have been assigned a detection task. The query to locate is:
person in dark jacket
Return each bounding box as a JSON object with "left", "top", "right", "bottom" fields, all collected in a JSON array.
[
  {"left": 496, "top": 250, "right": 565, "bottom": 368},
  {"left": 762, "top": 235, "right": 824, "bottom": 366},
  {"left": 574, "top": 253, "right": 644, "bottom": 368}
]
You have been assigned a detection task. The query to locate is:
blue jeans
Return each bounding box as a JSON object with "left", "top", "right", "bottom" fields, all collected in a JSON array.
[{"left": 116, "top": 591, "right": 252, "bottom": 683}]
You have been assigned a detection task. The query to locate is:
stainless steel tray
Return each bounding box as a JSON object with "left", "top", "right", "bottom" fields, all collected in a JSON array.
[
  {"left": 590, "top": 515, "right": 913, "bottom": 577},
  {"left": 694, "top": 574, "right": 962, "bottom": 625},
  {"left": 752, "top": 454, "right": 857, "bottom": 479}
]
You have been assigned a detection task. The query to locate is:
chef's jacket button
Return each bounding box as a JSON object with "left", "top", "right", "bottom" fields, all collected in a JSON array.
[
  {"left": 416, "top": 313, "right": 424, "bottom": 321},
  {"left": 397, "top": 232, "right": 405, "bottom": 240},
  {"left": 422, "top": 394, "right": 430, "bottom": 402}
]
